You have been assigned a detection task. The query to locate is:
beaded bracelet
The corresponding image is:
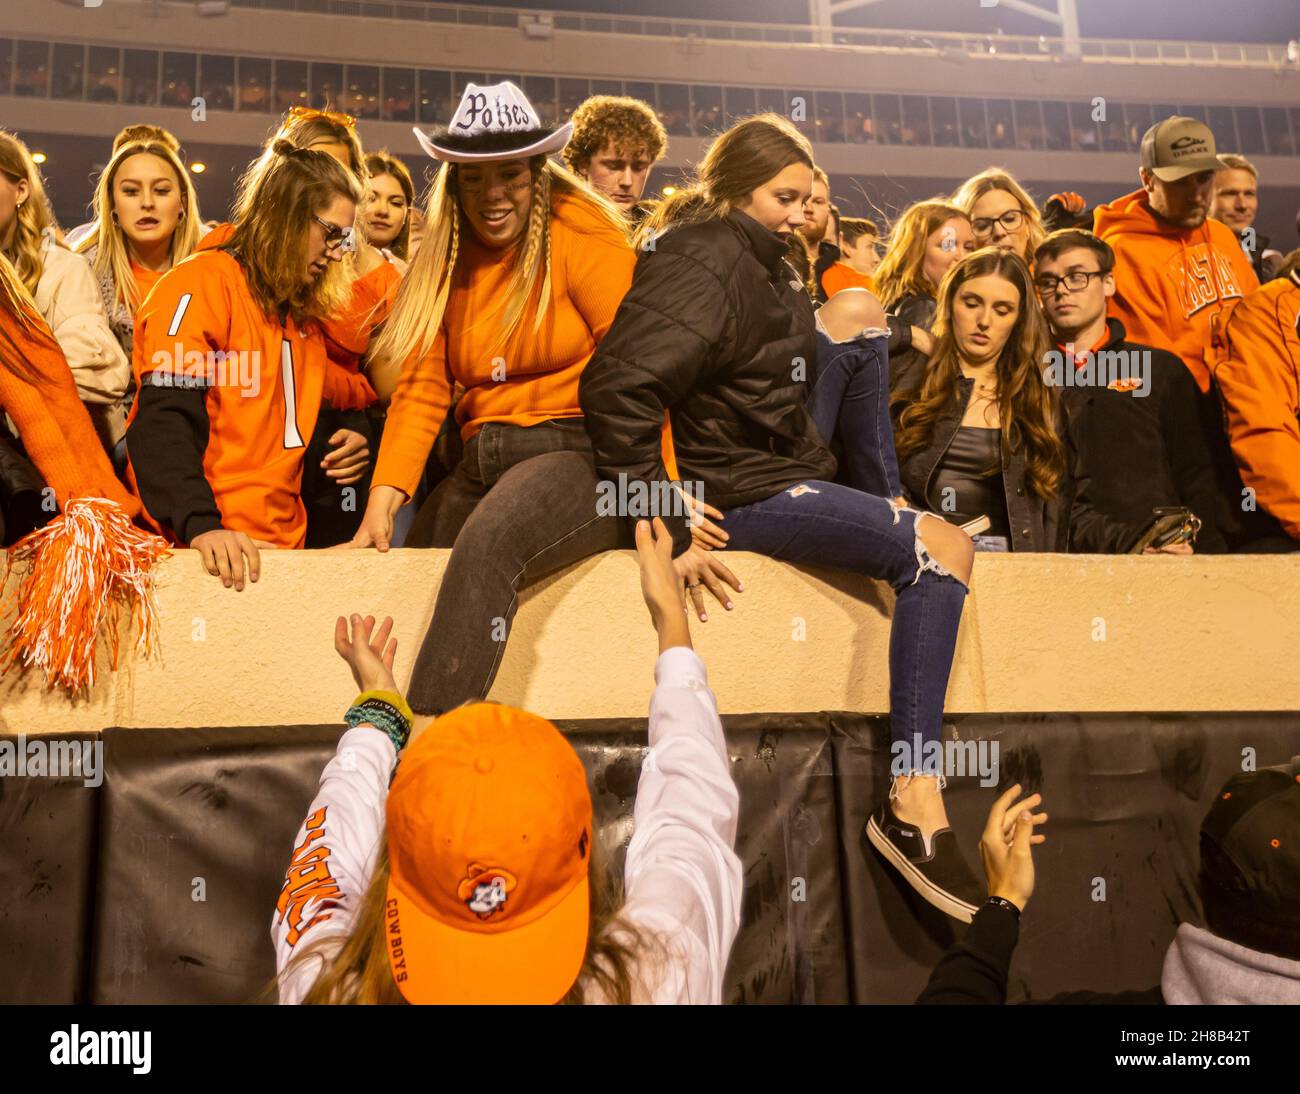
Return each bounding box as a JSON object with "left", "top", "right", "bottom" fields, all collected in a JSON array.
[{"left": 343, "top": 689, "right": 413, "bottom": 754}]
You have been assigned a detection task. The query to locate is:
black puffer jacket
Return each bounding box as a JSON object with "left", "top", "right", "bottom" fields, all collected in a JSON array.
[
  {"left": 580, "top": 209, "right": 836, "bottom": 556},
  {"left": 892, "top": 353, "right": 1071, "bottom": 551}
]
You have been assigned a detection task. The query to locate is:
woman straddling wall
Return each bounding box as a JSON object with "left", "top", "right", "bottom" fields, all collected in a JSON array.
[
  {"left": 580, "top": 113, "right": 988, "bottom": 923},
  {"left": 348, "top": 81, "right": 730, "bottom": 718}
]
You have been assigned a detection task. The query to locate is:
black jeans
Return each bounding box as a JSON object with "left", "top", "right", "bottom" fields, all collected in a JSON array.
[{"left": 404, "top": 418, "right": 625, "bottom": 715}]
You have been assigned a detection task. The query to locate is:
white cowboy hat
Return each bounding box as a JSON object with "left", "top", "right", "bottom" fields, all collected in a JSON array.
[{"left": 412, "top": 80, "right": 573, "bottom": 164}]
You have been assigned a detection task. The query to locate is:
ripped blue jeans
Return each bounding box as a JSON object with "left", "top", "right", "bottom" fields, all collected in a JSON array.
[{"left": 721, "top": 327, "right": 968, "bottom": 775}]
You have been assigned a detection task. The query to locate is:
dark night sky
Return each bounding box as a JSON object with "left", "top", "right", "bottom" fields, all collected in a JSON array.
[{"left": 454, "top": 0, "right": 1300, "bottom": 45}]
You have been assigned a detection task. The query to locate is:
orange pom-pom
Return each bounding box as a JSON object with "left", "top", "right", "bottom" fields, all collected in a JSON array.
[{"left": 1, "top": 498, "right": 170, "bottom": 695}]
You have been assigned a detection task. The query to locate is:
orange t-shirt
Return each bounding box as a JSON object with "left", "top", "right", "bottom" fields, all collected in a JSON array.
[
  {"left": 127, "top": 249, "right": 327, "bottom": 547},
  {"left": 821, "top": 261, "right": 875, "bottom": 299},
  {"left": 130, "top": 261, "right": 165, "bottom": 307},
  {"left": 373, "top": 192, "right": 637, "bottom": 499}
]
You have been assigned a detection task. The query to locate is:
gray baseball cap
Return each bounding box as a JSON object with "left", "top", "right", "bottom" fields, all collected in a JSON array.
[{"left": 1140, "top": 116, "right": 1227, "bottom": 182}]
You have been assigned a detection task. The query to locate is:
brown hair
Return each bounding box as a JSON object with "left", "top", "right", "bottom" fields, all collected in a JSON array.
[
  {"left": 839, "top": 216, "right": 879, "bottom": 247},
  {"left": 563, "top": 95, "right": 668, "bottom": 174},
  {"left": 873, "top": 199, "right": 969, "bottom": 311},
  {"left": 893, "top": 248, "right": 1066, "bottom": 501},
  {"left": 288, "top": 836, "right": 656, "bottom": 1005},
  {"left": 364, "top": 150, "right": 415, "bottom": 261},
  {"left": 637, "top": 113, "right": 813, "bottom": 245},
  {"left": 225, "top": 139, "right": 364, "bottom": 326},
  {"left": 1033, "top": 228, "right": 1115, "bottom": 277}
]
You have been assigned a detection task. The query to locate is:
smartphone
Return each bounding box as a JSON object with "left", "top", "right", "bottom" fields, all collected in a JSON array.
[{"left": 960, "top": 515, "right": 991, "bottom": 536}]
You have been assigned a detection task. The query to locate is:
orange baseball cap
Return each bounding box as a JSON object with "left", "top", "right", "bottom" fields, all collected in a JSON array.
[{"left": 384, "top": 703, "right": 593, "bottom": 1004}]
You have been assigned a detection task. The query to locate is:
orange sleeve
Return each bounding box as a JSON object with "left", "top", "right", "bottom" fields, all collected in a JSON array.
[
  {"left": 0, "top": 306, "right": 139, "bottom": 516},
  {"left": 1216, "top": 287, "right": 1300, "bottom": 540},
  {"left": 370, "top": 328, "right": 452, "bottom": 500},
  {"left": 321, "top": 358, "right": 377, "bottom": 411}
]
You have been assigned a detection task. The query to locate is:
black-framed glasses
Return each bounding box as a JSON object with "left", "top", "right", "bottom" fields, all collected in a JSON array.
[
  {"left": 1034, "top": 269, "right": 1105, "bottom": 296},
  {"left": 971, "top": 209, "right": 1025, "bottom": 237},
  {"left": 313, "top": 215, "right": 356, "bottom": 254}
]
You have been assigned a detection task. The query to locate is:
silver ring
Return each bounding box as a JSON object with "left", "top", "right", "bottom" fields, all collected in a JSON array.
[{"left": 686, "top": 582, "right": 702, "bottom": 589}]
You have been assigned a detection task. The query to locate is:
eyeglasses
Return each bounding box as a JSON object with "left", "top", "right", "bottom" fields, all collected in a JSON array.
[
  {"left": 1034, "top": 269, "right": 1104, "bottom": 296},
  {"left": 313, "top": 215, "right": 356, "bottom": 254},
  {"left": 971, "top": 209, "right": 1025, "bottom": 238}
]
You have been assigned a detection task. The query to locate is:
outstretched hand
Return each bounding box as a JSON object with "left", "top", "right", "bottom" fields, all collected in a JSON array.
[
  {"left": 979, "top": 783, "right": 1048, "bottom": 912},
  {"left": 334, "top": 613, "right": 399, "bottom": 694},
  {"left": 635, "top": 518, "right": 692, "bottom": 653}
]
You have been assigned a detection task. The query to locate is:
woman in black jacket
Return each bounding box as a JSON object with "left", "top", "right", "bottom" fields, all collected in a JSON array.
[
  {"left": 892, "top": 249, "right": 1069, "bottom": 552},
  {"left": 580, "top": 114, "right": 986, "bottom": 923}
]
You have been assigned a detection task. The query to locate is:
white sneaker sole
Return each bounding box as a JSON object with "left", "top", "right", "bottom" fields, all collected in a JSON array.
[{"left": 866, "top": 815, "right": 978, "bottom": 924}]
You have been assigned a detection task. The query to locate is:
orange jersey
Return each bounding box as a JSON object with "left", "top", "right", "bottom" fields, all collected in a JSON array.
[
  {"left": 820, "top": 261, "right": 875, "bottom": 299},
  {"left": 126, "top": 249, "right": 327, "bottom": 547},
  {"left": 1093, "top": 189, "right": 1258, "bottom": 393}
]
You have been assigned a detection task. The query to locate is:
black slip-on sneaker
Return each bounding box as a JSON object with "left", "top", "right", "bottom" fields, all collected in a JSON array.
[{"left": 865, "top": 800, "right": 982, "bottom": 923}]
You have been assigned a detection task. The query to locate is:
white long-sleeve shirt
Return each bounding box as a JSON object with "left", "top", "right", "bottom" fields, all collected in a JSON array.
[{"left": 272, "top": 646, "right": 742, "bottom": 1005}]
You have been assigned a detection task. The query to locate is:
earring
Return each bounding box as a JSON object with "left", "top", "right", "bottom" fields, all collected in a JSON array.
[{"left": 178, "top": 210, "right": 186, "bottom": 221}]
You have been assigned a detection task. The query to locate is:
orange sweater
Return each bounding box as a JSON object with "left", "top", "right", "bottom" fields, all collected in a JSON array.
[
  {"left": 1093, "top": 189, "right": 1258, "bottom": 393},
  {"left": 1214, "top": 270, "right": 1300, "bottom": 540},
  {"left": 0, "top": 302, "right": 139, "bottom": 516},
  {"left": 821, "top": 261, "right": 875, "bottom": 299},
  {"left": 373, "top": 192, "right": 636, "bottom": 499}
]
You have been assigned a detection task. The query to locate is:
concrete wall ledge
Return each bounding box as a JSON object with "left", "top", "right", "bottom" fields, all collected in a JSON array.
[{"left": 2, "top": 549, "right": 1297, "bottom": 732}]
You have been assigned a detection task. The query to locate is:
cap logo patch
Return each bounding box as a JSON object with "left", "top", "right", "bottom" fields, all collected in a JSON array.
[
  {"left": 457, "top": 863, "right": 518, "bottom": 919},
  {"left": 1170, "top": 136, "right": 1205, "bottom": 152}
]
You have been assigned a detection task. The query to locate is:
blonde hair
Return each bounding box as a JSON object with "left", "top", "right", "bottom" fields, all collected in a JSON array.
[
  {"left": 372, "top": 155, "right": 627, "bottom": 372},
  {"left": 225, "top": 139, "right": 364, "bottom": 327},
  {"left": 1216, "top": 153, "right": 1258, "bottom": 180},
  {"left": 0, "top": 250, "right": 50, "bottom": 382},
  {"left": 874, "top": 200, "right": 969, "bottom": 311},
  {"left": 289, "top": 837, "right": 653, "bottom": 1005},
  {"left": 77, "top": 141, "right": 202, "bottom": 314},
  {"left": 112, "top": 124, "right": 180, "bottom": 155},
  {"left": 951, "top": 169, "right": 1046, "bottom": 266},
  {"left": 637, "top": 113, "right": 814, "bottom": 246},
  {"left": 0, "top": 129, "right": 57, "bottom": 295}
]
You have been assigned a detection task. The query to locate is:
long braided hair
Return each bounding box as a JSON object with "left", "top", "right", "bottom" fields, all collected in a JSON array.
[{"left": 370, "top": 155, "right": 627, "bottom": 376}]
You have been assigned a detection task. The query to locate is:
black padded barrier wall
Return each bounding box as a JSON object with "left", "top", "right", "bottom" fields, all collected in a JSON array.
[{"left": 1, "top": 713, "right": 1297, "bottom": 1004}]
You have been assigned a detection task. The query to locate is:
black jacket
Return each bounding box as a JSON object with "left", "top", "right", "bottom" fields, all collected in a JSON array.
[
  {"left": 811, "top": 239, "right": 840, "bottom": 304},
  {"left": 916, "top": 901, "right": 1165, "bottom": 1005},
  {"left": 1061, "top": 319, "right": 1229, "bottom": 554},
  {"left": 892, "top": 354, "right": 1069, "bottom": 552},
  {"left": 580, "top": 209, "right": 836, "bottom": 556}
]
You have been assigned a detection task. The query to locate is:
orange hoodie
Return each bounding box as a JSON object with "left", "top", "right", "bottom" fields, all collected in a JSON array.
[
  {"left": 1093, "top": 189, "right": 1258, "bottom": 394},
  {"left": 373, "top": 190, "right": 637, "bottom": 499},
  {"left": 1214, "top": 269, "right": 1300, "bottom": 541}
]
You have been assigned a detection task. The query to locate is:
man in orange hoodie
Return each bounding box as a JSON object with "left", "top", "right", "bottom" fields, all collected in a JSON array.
[
  {"left": 1093, "top": 116, "right": 1258, "bottom": 396},
  {"left": 1214, "top": 252, "right": 1300, "bottom": 545}
]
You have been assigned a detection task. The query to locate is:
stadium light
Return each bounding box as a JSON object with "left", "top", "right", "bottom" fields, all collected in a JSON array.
[
  {"left": 190, "top": 162, "right": 207, "bottom": 174},
  {"left": 32, "top": 152, "right": 47, "bottom": 164}
]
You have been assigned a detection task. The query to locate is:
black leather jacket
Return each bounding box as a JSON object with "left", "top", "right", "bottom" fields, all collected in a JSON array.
[{"left": 892, "top": 355, "right": 1070, "bottom": 551}]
